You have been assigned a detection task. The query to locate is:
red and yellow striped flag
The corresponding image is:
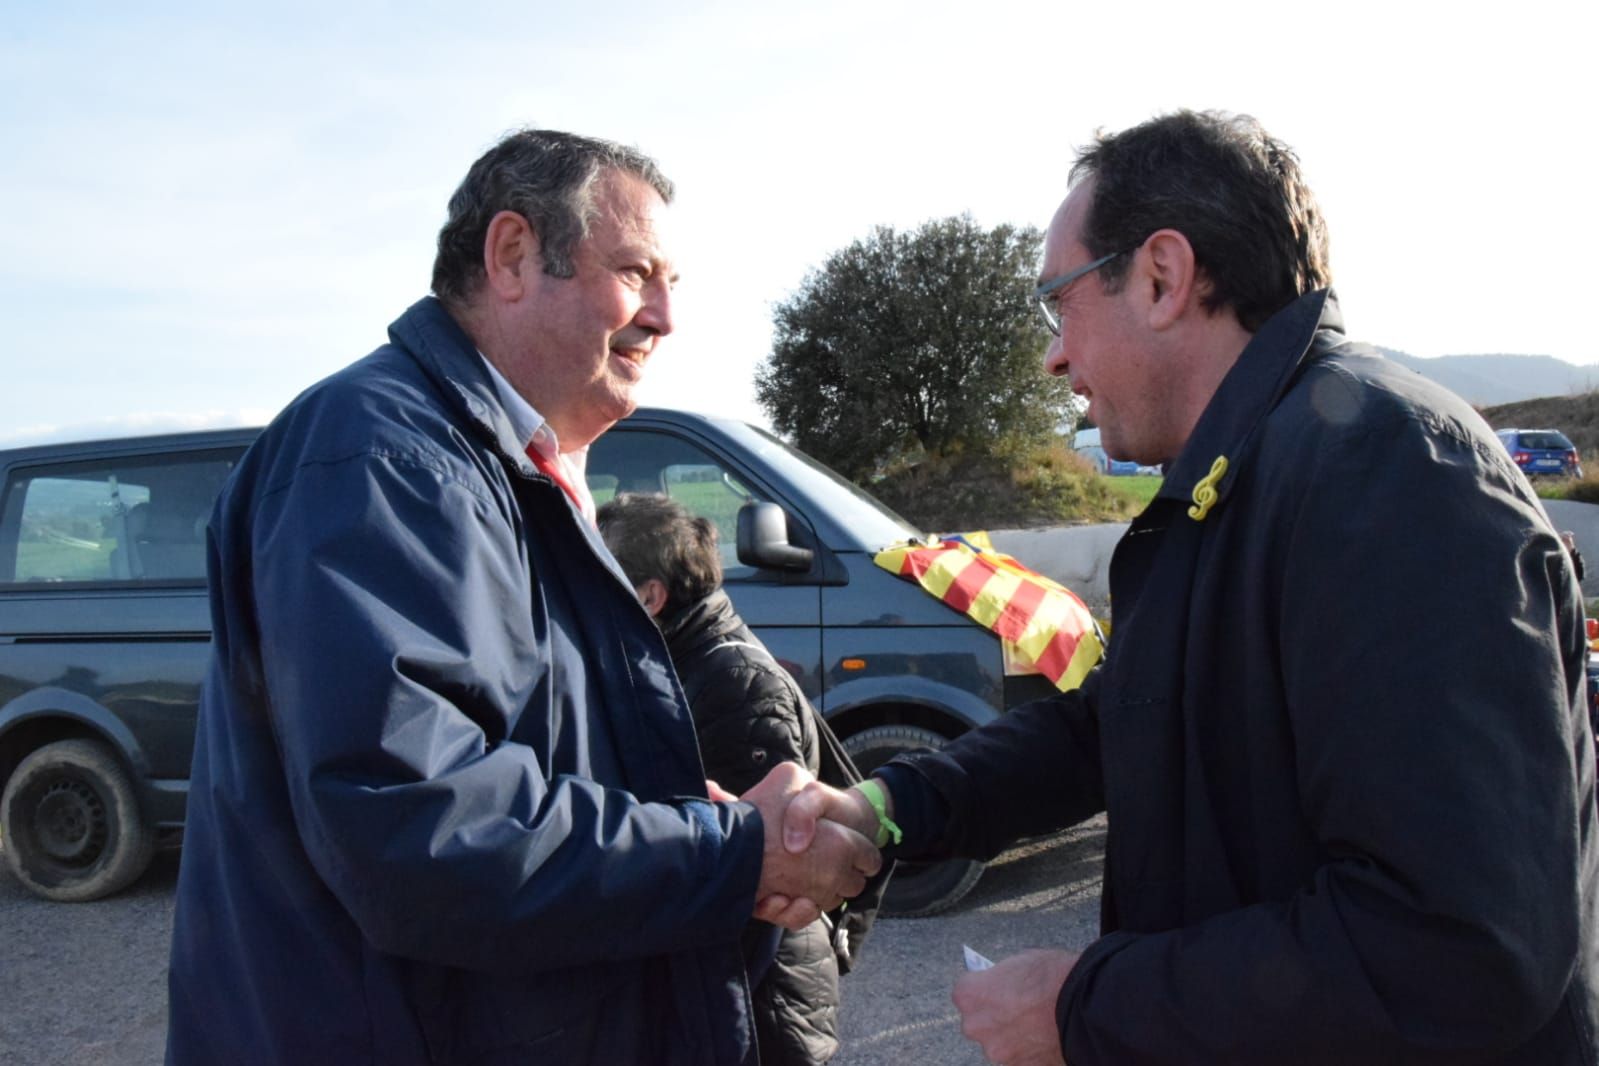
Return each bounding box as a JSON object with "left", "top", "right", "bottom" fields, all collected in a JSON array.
[{"left": 873, "top": 532, "right": 1103, "bottom": 692}]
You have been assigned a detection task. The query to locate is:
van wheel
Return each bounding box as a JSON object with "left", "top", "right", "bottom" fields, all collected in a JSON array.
[
  {"left": 1, "top": 739, "right": 155, "bottom": 902},
  {"left": 842, "top": 723, "right": 985, "bottom": 918}
]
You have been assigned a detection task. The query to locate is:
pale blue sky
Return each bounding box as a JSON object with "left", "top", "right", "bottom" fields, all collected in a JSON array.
[{"left": 2, "top": 1, "right": 1592, "bottom": 446}]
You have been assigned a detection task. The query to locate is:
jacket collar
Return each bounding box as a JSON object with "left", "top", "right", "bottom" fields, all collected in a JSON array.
[
  {"left": 661, "top": 590, "right": 746, "bottom": 661},
  {"left": 1154, "top": 288, "right": 1345, "bottom": 519},
  {"left": 386, "top": 296, "right": 542, "bottom": 478}
]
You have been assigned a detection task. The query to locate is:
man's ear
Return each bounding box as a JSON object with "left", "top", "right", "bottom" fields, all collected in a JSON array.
[
  {"left": 1141, "top": 228, "right": 1201, "bottom": 331},
  {"left": 482, "top": 210, "right": 541, "bottom": 300},
  {"left": 636, "top": 577, "right": 669, "bottom": 618}
]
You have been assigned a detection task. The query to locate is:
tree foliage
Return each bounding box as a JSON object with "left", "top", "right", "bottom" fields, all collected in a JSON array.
[{"left": 755, "top": 215, "right": 1076, "bottom": 481}]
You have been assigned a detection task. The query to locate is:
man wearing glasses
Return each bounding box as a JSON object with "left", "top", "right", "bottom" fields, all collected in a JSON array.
[{"left": 794, "top": 110, "right": 1599, "bottom": 1063}]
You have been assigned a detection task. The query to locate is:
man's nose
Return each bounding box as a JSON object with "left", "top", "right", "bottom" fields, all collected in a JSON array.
[
  {"left": 636, "top": 277, "right": 674, "bottom": 337},
  {"left": 1043, "top": 333, "right": 1068, "bottom": 377}
]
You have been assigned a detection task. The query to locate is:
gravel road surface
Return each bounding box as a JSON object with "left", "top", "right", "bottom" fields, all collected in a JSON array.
[{"left": 0, "top": 816, "right": 1107, "bottom": 1065}]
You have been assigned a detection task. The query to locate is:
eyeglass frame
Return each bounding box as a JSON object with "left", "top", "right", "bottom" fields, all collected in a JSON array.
[{"left": 1031, "top": 249, "right": 1131, "bottom": 336}]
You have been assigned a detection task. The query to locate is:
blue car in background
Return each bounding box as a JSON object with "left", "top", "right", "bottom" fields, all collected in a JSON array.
[{"left": 1496, "top": 428, "right": 1583, "bottom": 479}]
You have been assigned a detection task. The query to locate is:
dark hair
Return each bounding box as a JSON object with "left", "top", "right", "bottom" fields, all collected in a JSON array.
[
  {"left": 1070, "top": 110, "right": 1331, "bottom": 331},
  {"left": 596, "top": 493, "right": 721, "bottom": 617},
  {"left": 431, "top": 129, "right": 674, "bottom": 309}
]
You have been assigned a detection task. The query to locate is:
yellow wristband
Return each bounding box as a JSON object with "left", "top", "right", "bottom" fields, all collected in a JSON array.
[{"left": 853, "top": 779, "right": 903, "bottom": 848}]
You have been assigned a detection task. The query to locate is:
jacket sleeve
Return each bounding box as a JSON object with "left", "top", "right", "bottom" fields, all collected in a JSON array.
[
  {"left": 879, "top": 670, "right": 1106, "bottom": 861},
  {"left": 1057, "top": 415, "right": 1594, "bottom": 1063},
  {"left": 248, "top": 448, "right": 762, "bottom": 974}
]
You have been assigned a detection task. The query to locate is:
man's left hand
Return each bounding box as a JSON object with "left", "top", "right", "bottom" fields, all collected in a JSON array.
[
  {"left": 952, "top": 948, "right": 1079, "bottom": 1065},
  {"left": 741, "top": 762, "right": 881, "bottom": 930}
]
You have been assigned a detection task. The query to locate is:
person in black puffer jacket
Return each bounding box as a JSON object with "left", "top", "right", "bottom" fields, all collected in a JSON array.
[{"left": 599, "top": 492, "right": 840, "bottom": 1066}]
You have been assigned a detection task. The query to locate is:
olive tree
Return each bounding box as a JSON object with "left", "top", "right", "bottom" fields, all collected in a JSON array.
[{"left": 756, "top": 215, "right": 1076, "bottom": 481}]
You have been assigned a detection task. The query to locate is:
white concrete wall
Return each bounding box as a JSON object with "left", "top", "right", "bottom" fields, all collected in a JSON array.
[
  {"left": 988, "top": 500, "right": 1599, "bottom": 613},
  {"left": 988, "top": 523, "right": 1126, "bottom": 616}
]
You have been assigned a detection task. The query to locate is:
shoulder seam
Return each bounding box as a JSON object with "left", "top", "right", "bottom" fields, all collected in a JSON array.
[{"left": 256, "top": 445, "right": 497, "bottom": 509}]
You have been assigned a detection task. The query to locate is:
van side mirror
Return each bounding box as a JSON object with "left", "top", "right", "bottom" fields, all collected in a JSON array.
[{"left": 737, "top": 502, "right": 812, "bottom": 572}]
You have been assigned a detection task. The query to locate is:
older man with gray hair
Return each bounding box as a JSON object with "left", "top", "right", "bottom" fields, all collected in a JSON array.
[{"left": 166, "top": 129, "right": 879, "bottom": 1066}]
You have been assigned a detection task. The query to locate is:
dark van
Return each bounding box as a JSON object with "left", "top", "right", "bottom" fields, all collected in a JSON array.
[
  {"left": 0, "top": 428, "right": 255, "bottom": 901},
  {"left": 0, "top": 410, "right": 1064, "bottom": 912}
]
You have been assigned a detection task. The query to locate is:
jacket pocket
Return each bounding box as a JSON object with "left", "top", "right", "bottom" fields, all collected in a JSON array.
[{"left": 405, "top": 959, "right": 629, "bottom": 1064}]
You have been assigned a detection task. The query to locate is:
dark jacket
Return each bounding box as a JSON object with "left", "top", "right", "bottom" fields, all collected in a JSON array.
[
  {"left": 166, "top": 297, "right": 764, "bottom": 1066},
  {"left": 884, "top": 291, "right": 1599, "bottom": 1063},
  {"left": 663, "top": 589, "right": 839, "bottom": 1066}
]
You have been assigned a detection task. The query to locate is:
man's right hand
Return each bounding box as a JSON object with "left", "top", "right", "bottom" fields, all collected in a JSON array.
[
  {"left": 779, "top": 775, "right": 881, "bottom": 855},
  {"left": 740, "top": 763, "right": 881, "bottom": 930}
]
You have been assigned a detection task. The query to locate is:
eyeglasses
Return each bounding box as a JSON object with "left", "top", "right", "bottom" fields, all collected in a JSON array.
[{"left": 1031, "top": 250, "right": 1126, "bottom": 336}]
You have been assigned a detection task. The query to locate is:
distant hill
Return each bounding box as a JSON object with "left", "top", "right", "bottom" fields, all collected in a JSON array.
[
  {"left": 1379, "top": 349, "right": 1599, "bottom": 407},
  {"left": 1369, "top": 348, "right": 1599, "bottom": 455}
]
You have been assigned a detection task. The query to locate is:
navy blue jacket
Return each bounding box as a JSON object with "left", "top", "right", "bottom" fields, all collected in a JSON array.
[
  {"left": 167, "top": 297, "right": 764, "bottom": 1065},
  {"left": 885, "top": 291, "right": 1599, "bottom": 1063},
  {"left": 663, "top": 589, "right": 840, "bottom": 1065}
]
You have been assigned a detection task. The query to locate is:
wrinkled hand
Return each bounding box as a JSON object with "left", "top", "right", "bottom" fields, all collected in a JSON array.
[
  {"left": 952, "top": 948, "right": 1078, "bottom": 1065},
  {"left": 741, "top": 762, "right": 881, "bottom": 930},
  {"left": 709, "top": 776, "right": 808, "bottom": 925},
  {"left": 708, "top": 773, "right": 805, "bottom": 924},
  {"left": 780, "top": 776, "right": 880, "bottom": 855}
]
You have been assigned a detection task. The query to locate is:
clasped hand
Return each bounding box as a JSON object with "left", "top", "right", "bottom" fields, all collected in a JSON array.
[{"left": 715, "top": 763, "right": 882, "bottom": 930}]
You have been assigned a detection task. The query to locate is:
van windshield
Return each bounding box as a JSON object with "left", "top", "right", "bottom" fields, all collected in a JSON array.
[{"left": 718, "top": 421, "right": 925, "bottom": 548}]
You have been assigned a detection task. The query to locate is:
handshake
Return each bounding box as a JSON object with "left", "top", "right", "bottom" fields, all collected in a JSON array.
[{"left": 710, "top": 762, "right": 888, "bottom": 931}]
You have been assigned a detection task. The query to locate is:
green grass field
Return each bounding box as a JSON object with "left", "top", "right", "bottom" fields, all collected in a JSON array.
[
  {"left": 14, "top": 538, "right": 116, "bottom": 582},
  {"left": 1100, "top": 474, "right": 1162, "bottom": 510}
]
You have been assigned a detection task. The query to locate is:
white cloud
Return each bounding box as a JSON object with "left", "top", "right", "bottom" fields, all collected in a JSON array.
[{"left": 0, "top": 409, "right": 274, "bottom": 449}]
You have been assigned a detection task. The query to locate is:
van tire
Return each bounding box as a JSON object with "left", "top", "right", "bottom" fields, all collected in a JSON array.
[
  {"left": 842, "top": 723, "right": 985, "bottom": 918},
  {"left": 1, "top": 739, "right": 155, "bottom": 902}
]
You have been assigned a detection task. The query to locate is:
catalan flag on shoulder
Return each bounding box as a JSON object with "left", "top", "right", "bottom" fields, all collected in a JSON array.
[{"left": 873, "top": 531, "right": 1104, "bottom": 692}]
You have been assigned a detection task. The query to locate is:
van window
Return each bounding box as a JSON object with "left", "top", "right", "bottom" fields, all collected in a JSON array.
[
  {"left": 711, "top": 421, "right": 922, "bottom": 546},
  {"left": 0, "top": 450, "right": 239, "bottom": 585},
  {"left": 586, "top": 430, "right": 760, "bottom": 577}
]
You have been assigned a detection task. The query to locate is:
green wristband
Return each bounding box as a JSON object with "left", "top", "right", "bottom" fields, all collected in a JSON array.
[{"left": 853, "top": 779, "right": 903, "bottom": 848}]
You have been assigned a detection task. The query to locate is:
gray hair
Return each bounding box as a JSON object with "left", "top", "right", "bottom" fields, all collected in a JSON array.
[{"left": 431, "top": 128, "right": 674, "bottom": 308}]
